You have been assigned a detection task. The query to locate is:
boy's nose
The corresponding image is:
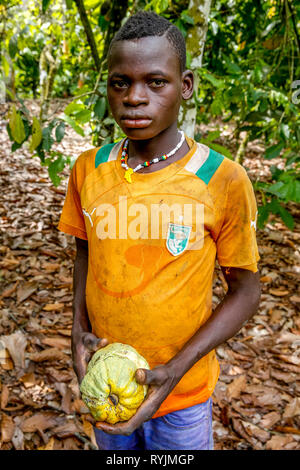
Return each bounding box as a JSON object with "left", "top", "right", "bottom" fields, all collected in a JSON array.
[{"left": 123, "top": 83, "right": 148, "bottom": 106}]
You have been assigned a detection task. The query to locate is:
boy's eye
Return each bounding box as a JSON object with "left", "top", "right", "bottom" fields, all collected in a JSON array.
[
  {"left": 149, "top": 79, "right": 167, "bottom": 88},
  {"left": 111, "top": 80, "right": 128, "bottom": 89}
]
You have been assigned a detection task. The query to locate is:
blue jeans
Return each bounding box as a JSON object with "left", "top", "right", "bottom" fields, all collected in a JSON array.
[{"left": 94, "top": 397, "right": 213, "bottom": 450}]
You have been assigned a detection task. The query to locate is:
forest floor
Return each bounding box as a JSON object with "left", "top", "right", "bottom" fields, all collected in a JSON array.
[{"left": 0, "top": 100, "right": 299, "bottom": 450}]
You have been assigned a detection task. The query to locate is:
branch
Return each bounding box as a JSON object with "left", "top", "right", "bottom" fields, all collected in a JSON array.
[
  {"left": 235, "top": 132, "right": 249, "bottom": 165},
  {"left": 287, "top": 0, "right": 300, "bottom": 55},
  {"left": 100, "top": 0, "right": 129, "bottom": 61},
  {"left": 74, "top": 0, "right": 101, "bottom": 71}
]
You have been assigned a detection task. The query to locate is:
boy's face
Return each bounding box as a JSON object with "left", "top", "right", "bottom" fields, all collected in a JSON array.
[{"left": 107, "top": 36, "right": 193, "bottom": 141}]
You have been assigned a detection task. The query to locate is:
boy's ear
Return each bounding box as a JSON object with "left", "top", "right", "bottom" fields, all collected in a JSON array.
[{"left": 181, "top": 70, "right": 194, "bottom": 100}]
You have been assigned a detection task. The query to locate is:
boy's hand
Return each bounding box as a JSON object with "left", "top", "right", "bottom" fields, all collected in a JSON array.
[
  {"left": 72, "top": 332, "right": 108, "bottom": 384},
  {"left": 95, "top": 364, "right": 179, "bottom": 436}
]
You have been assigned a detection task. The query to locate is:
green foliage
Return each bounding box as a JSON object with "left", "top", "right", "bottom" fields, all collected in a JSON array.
[
  {"left": 29, "top": 116, "right": 42, "bottom": 152},
  {"left": 42, "top": 0, "right": 52, "bottom": 14},
  {"left": 254, "top": 162, "right": 300, "bottom": 230},
  {"left": 6, "top": 97, "right": 73, "bottom": 185},
  {"left": 1, "top": 0, "right": 108, "bottom": 184},
  {"left": 55, "top": 121, "right": 65, "bottom": 142},
  {"left": 8, "top": 105, "right": 26, "bottom": 143},
  {"left": 197, "top": 0, "right": 300, "bottom": 229}
]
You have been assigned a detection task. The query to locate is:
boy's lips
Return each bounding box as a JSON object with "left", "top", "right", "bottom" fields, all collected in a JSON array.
[{"left": 121, "top": 116, "right": 152, "bottom": 129}]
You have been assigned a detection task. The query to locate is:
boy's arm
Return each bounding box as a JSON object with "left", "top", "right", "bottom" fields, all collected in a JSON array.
[
  {"left": 72, "top": 237, "right": 108, "bottom": 383},
  {"left": 166, "top": 266, "right": 261, "bottom": 379},
  {"left": 96, "top": 266, "right": 261, "bottom": 435},
  {"left": 73, "top": 237, "right": 90, "bottom": 333}
]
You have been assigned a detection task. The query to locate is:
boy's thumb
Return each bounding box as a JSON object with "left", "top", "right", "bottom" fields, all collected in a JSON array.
[
  {"left": 91, "top": 337, "right": 108, "bottom": 352},
  {"left": 135, "top": 368, "right": 147, "bottom": 384},
  {"left": 135, "top": 368, "right": 164, "bottom": 386},
  {"left": 83, "top": 333, "right": 108, "bottom": 351}
]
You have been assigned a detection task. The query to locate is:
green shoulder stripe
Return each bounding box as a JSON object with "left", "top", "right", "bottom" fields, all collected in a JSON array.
[
  {"left": 195, "top": 148, "right": 224, "bottom": 184},
  {"left": 95, "top": 142, "right": 117, "bottom": 168}
]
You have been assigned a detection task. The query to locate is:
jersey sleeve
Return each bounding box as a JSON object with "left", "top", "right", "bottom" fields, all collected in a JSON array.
[
  {"left": 57, "top": 158, "right": 88, "bottom": 241},
  {"left": 216, "top": 164, "right": 260, "bottom": 273}
]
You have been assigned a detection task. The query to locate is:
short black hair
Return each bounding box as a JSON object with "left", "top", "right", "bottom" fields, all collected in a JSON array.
[{"left": 108, "top": 11, "right": 186, "bottom": 73}]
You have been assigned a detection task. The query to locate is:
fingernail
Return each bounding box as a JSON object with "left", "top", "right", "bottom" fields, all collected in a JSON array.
[{"left": 136, "top": 369, "right": 145, "bottom": 383}]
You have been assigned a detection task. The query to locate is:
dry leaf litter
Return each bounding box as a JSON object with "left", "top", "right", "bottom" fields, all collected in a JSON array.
[{"left": 0, "top": 100, "right": 299, "bottom": 450}]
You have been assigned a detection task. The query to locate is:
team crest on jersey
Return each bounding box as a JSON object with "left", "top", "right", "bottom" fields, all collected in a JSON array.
[{"left": 166, "top": 223, "right": 192, "bottom": 256}]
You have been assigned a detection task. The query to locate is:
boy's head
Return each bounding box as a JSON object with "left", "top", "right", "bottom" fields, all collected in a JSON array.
[
  {"left": 107, "top": 11, "right": 194, "bottom": 141},
  {"left": 108, "top": 11, "right": 186, "bottom": 74}
]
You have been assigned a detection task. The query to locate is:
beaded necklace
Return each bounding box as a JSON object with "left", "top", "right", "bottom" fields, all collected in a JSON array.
[{"left": 121, "top": 131, "right": 185, "bottom": 183}]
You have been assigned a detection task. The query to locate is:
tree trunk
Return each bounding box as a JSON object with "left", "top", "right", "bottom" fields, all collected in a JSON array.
[
  {"left": 94, "top": 0, "right": 129, "bottom": 146},
  {"left": 235, "top": 131, "right": 249, "bottom": 164},
  {"left": 74, "top": 0, "right": 101, "bottom": 71},
  {"left": 179, "top": 0, "right": 212, "bottom": 138},
  {"left": 39, "top": 44, "right": 59, "bottom": 121},
  {"left": 100, "top": 0, "right": 129, "bottom": 61}
]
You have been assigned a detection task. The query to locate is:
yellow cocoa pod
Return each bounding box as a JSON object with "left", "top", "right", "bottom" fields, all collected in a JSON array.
[{"left": 80, "top": 342, "right": 150, "bottom": 424}]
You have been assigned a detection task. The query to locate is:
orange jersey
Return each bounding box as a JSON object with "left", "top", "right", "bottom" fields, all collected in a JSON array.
[{"left": 58, "top": 136, "right": 260, "bottom": 418}]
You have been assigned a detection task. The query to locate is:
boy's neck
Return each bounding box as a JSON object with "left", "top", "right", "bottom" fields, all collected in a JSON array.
[{"left": 127, "top": 123, "right": 184, "bottom": 164}]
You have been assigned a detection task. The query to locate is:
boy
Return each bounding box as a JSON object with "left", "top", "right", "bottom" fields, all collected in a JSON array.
[{"left": 58, "top": 11, "right": 261, "bottom": 450}]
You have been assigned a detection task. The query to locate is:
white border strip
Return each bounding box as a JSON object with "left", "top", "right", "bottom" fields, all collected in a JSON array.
[
  {"left": 108, "top": 139, "right": 125, "bottom": 162},
  {"left": 184, "top": 143, "right": 210, "bottom": 174}
]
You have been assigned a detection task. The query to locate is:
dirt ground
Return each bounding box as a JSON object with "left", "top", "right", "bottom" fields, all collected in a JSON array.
[{"left": 0, "top": 100, "right": 299, "bottom": 450}]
